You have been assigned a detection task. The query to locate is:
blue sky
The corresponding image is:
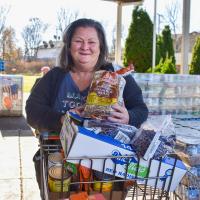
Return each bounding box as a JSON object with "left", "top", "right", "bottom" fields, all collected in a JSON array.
[{"left": 1, "top": 0, "right": 200, "bottom": 48}]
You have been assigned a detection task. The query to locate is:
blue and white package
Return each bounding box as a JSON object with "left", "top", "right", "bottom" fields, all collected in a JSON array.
[{"left": 67, "top": 126, "right": 187, "bottom": 191}]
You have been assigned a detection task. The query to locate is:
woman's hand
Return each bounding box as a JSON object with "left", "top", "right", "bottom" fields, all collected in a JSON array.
[{"left": 107, "top": 103, "right": 129, "bottom": 124}]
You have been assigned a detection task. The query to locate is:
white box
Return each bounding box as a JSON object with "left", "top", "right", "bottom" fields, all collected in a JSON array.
[{"left": 66, "top": 126, "right": 187, "bottom": 192}]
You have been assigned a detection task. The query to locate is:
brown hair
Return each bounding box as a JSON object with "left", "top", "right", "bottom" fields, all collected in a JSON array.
[{"left": 59, "top": 18, "right": 109, "bottom": 72}]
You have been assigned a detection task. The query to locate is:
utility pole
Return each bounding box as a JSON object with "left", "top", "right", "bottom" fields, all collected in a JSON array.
[{"left": 157, "top": 13, "right": 164, "bottom": 34}]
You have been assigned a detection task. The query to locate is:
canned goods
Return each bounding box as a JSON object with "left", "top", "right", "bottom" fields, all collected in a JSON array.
[
  {"left": 48, "top": 165, "right": 71, "bottom": 192},
  {"left": 93, "top": 170, "right": 113, "bottom": 192},
  {"left": 48, "top": 152, "right": 63, "bottom": 169},
  {"left": 93, "top": 181, "right": 113, "bottom": 192}
]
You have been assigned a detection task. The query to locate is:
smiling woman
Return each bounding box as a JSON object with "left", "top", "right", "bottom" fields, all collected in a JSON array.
[{"left": 25, "top": 19, "right": 148, "bottom": 198}]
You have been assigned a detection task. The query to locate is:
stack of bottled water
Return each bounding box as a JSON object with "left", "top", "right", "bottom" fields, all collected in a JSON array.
[{"left": 133, "top": 73, "right": 200, "bottom": 116}]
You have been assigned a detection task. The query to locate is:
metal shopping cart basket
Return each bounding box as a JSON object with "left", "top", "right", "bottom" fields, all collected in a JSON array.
[{"left": 38, "top": 131, "right": 192, "bottom": 200}]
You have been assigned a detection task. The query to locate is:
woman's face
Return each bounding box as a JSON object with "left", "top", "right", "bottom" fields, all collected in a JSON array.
[{"left": 70, "top": 27, "right": 100, "bottom": 71}]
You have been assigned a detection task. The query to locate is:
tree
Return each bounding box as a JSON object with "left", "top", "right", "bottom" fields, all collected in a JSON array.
[
  {"left": 156, "top": 25, "right": 176, "bottom": 65},
  {"left": 123, "top": 7, "right": 153, "bottom": 72},
  {"left": 0, "top": 5, "right": 10, "bottom": 58},
  {"left": 0, "top": 5, "right": 10, "bottom": 36},
  {"left": 165, "top": 1, "right": 180, "bottom": 35},
  {"left": 190, "top": 36, "right": 200, "bottom": 74},
  {"left": 21, "top": 18, "right": 48, "bottom": 60},
  {"left": 56, "top": 8, "right": 80, "bottom": 38},
  {"left": 1, "top": 27, "right": 23, "bottom": 62},
  {"left": 165, "top": 0, "right": 180, "bottom": 52}
]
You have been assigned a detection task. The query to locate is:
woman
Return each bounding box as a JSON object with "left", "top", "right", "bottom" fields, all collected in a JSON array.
[
  {"left": 26, "top": 18, "right": 148, "bottom": 133},
  {"left": 26, "top": 18, "right": 148, "bottom": 197}
]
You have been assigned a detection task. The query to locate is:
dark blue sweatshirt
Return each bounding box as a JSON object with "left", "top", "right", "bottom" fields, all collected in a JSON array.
[{"left": 26, "top": 66, "right": 148, "bottom": 132}]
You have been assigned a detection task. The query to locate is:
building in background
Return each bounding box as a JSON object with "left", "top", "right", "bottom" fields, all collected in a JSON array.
[
  {"left": 37, "top": 41, "right": 63, "bottom": 63},
  {"left": 173, "top": 31, "right": 200, "bottom": 70}
]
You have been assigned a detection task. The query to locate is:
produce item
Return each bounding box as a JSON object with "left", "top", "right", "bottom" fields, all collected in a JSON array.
[{"left": 78, "top": 165, "right": 93, "bottom": 191}]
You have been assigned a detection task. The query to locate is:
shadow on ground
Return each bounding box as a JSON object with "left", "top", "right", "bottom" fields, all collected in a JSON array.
[{"left": 0, "top": 115, "right": 33, "bottom": 137}]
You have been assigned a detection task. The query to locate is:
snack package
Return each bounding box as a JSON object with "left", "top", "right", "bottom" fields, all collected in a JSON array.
[
  {"left": 70, "top": 192, "right": 88, "bottom": 200},
  {"left": 83, "top": 70, "right": 126, "bottom": 119},
  {"left": 131, "top": 115, "right": 176, "bottom": 160},
  {"left": 83, "top": 119, "right": 138, "bottom": 144}
]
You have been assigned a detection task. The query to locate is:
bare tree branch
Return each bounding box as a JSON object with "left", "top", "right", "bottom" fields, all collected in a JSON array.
[
  {"left": 56, "top": 8, "right": 80, "bottom": 37},
  {"left": 0, "top": 5, "right": 10, "bottom": 36},
  {"left": 165, "top": 0, "right": 180, "bottom": 36},
  {"left": 21, "top": 18, "right": 49, "bottom": 60}
]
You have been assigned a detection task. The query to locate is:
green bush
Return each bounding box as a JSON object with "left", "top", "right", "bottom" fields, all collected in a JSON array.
[
  {"left": 152, "top": 57, "right": 177, "bottom": 74},
  {"left": 161, "top": 57, "right": 177, "bottom": 74}
]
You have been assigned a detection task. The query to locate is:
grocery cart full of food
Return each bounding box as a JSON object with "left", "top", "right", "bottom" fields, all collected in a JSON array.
[
  {"left": 37, "top": 69, "right": 199, "bottom": 200},
  {"left": 38, "top": 112, "right": 192, "bottom": 200}
]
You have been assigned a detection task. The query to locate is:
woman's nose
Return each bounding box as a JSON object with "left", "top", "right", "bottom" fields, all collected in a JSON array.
[{"left": 81, "top": 41, "right": 89, "bottom": 50}]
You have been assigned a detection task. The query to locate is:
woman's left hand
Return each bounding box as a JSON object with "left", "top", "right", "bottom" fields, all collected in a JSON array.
[{"left": 107, "top": 103, "right": 129, "bottom": 124}]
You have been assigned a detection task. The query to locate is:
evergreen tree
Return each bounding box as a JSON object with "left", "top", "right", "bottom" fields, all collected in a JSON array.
[
  {"left": 156, "top": 25, "right": 176, "bottom": 65},
  {"left": 190, "top": 36, "right": 200, "bottom": 74},
  {"left": 123, "top": 7, "right": 153, "bottom": 72}
]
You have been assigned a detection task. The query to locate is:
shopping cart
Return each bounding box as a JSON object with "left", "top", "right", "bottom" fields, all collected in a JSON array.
[{"left": 38, "top": 131, "right": 196, "bottom": 200}]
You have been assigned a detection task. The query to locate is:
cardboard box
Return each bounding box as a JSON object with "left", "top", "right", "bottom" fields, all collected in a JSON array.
[{"left": 64, "top": 126, "right": 187, "bottom": 192}]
